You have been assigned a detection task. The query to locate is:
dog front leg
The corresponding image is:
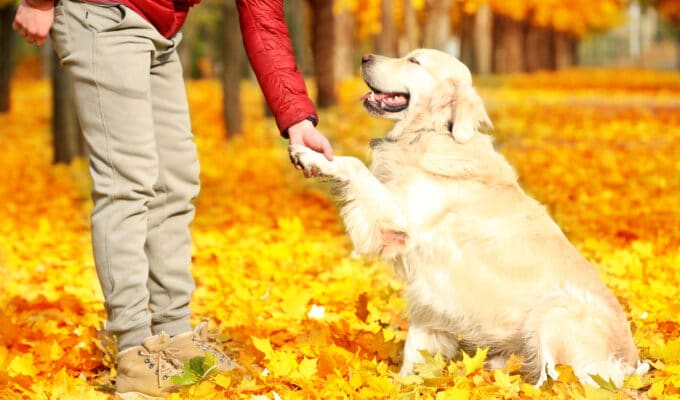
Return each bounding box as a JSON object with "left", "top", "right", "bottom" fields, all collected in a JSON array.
[
  {"left": 288, "top": 144, "right": 371, "bottom": 181},
  {"left": 289, "top": 145, "right": 407, "bottom": 255},
  {"left": 400, "top": 325, "right": 459, "bottom": 376}
]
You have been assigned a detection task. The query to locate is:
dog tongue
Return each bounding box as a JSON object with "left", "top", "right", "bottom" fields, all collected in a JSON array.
[{"left": 362, "top": 92, "right": 408, "bottom": 107}]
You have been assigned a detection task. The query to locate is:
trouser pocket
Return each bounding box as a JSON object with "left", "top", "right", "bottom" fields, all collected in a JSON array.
[
  {"left": 50, "top": 1, "right": 71, "bottom": 61},
  {"left": 72, "top": 0, "right": 127, "bottom": 33}
]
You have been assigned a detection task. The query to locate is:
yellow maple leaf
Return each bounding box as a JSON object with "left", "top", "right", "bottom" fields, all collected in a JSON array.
[
  {"left": 436, "top": 387, "right": 470, "bottom": 400},
  {"left": 493, "top": 369, "right": 520, "bottom": 397},
  {"left": 279, "top": 287, "right": 312, "bottom": 320},
  {"left": 213, "top": 374, "right": 232, "bottom": 389},
  {"left": 8, "top": 353, "right": 37, "bottom": 377},
  {"left": 269, "top": 353, "right": 298, "bottom": 378},
  {"left": 504, "top": 353, "right": 523, "bottom": 373},
  {"left": 414, "top": 350, "right": 446, "bottom": 378},
  {"left": 349, "top": 368, "right": 363, "bottom": 389},
  {"left": 297, "top": 357, "right": 318, "bottom": 380},
  {"left": 252, "top": 337, "right": 274, "bottom": 359},
  {"left": 462, "top": 347, "right": 488, "bottom": 376},
  {"left": 582, "top": 384, "right": 618, "bottom": 400},
  {"left": 555, "top": 364, "right": 579, "bottom": 383}
]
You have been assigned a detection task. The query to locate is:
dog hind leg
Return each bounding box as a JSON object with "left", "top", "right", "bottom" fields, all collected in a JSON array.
[{"left": 528, "top": 288, "right": 637, "bottom": 387}]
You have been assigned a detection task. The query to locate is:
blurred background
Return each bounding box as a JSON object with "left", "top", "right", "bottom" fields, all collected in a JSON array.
[
  {"left": 0, "top": 0, "right": 678, "bottom": 163},
  {"left": 1, "top": 4, "right": 680, "bottom": 396}
]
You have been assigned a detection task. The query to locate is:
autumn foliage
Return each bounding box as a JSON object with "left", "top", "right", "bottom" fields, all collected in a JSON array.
[
  {"left": 341, "top": 0, "right": 627, "bottom": 39},
  {"left": 462, "top": 0, "right": 625, "bottom": 35},
  {"left": 1, "top": 69, "right": 680, "bottom": 399}
]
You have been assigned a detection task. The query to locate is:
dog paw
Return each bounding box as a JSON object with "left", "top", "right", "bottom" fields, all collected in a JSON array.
[
  {"left": 288, "top": 144, "right": 331, "bottom": 177},
  {"left": 636, "top": 361, "right": 650, "bottom": 375},
  {"left": 398, "top": 363, "right": 415, "bottom": 377},
  {"left": 535, "top": 361, "right": 559, "bottom": 388}
]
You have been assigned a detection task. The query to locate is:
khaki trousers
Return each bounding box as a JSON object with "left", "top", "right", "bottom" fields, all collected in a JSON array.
[{"left": 51, "top": 0, "right": 200, "bottom": 350}]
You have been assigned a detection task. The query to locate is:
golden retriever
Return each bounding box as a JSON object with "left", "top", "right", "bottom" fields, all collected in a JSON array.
[{"left": 289, "top": 49, "right": 642, "bottom": 386}]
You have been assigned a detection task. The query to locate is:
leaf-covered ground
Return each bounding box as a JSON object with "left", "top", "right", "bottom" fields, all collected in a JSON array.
[{"left": 1, "top": 69, "right": 679, "bottom": 399}]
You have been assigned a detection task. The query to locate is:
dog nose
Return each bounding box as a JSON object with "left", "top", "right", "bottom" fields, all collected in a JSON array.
[{"left": 362, "top": 53, "right": 373, "bottom": 64}]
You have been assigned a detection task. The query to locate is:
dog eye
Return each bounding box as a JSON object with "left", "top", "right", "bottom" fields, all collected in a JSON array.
[{"left": 408, "top": 57, "right": 420, "bottom": 65}]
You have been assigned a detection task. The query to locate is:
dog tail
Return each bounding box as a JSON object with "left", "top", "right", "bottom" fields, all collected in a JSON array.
[{"left": 526, "top": 284, "right": 638, "bottom": 388}]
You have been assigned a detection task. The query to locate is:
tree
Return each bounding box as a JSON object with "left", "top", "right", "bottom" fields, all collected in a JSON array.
[
  {"left": 222, "top": 0, "right": 243, "bottom": 136},
  {"left": 459, "top": 11, "right": 476, "bottom": 70},
  {"left": 474, "top": 4, "right": 493, "bottom": 74},
  {"left": 335, "top": 4, "right": 356, "bottom": 80},
  {"left": 401, "top": 0, "right": 420, "bottom": 54},
  {"left": 0, "top": 3, "right": 16, "bottom": 112},
  {"left": 454, "top": 0, "right": 625, "bottom": 72},
  {"left": 52, "top": 54, "right": 85, "bottom": 163},
  {"left": 285, "top": 0, "right": 312, "bottom": 75},
  {"left": 553, "top": 31, "right": 577, "bottom": 69},
  {"left": 375, "top": 0, "right": 397, "bottom": 56},
  {"left": 308, "top": 0, "right": 336, "bottom": 107},
  {"left": 423, "top": 0, "right": 452, "bottom": 50},
  {"left": 524, "top": 22, "right": 554, "bottom": 72},
  {"left": 656, "top": 0, "right": 680, "bottom": 69},
  {"left": 492, "top": 13, "right": 524, "bottom": 73}
]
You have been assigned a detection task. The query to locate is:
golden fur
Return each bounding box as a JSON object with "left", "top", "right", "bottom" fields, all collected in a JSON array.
[{"left": 289, "top": 49, "right": 640, "bottom": 386}]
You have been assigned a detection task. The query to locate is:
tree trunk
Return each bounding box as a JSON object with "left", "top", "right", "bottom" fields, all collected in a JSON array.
[
  {"left": 473, "top": 4, "right": 493, "bottom": 75},
  {"left": 492, "top": 13, "right": 525, "bottom": 73},
  {"left": 525, "top": 24, "right": 555, "bottom": 72},
  {"left": 222, "top": 1, "right": 243, "bottom": 136},
  {"left": 375, "top": 0, "right": 397, "bottom": 56},
  {"left": 334, "top": 8, "right": 356, "bottom": 80},
  {"left": 0, "top": 5, "right": 16, "bottom": 112},
  {"left": 423, "top": 0, "right": 452, "bottom": 51},
  {"left": 178, "top": 17, "right": 197, "bottom": 78},
  {"left": 52, "top": 54, "right": 84, "bottom": 164},
  {"left": 458, "top": 11, "right": 476, "bottom": 71},
  {"left": 400, "top": 0, "right": 419, "bottom": 55},
  {"left": 554, "top": 30, "right": 577, "bottom": 69},
  {"left": 309, "top": 0, "right": 336, "bottom": 108},
  {"left": 285, "top": 0, "right": 312, "bottom": 75}
]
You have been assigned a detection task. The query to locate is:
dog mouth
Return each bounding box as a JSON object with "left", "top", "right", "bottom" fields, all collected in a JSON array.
[{"left": 361, "top": 89, "right": 410, "bottom": 113}]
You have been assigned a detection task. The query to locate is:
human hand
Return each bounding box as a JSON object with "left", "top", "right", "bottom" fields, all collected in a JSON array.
[
  {"left": 287, "top": 119, "right": 334, "bottom": 177},
  {"left": 13, "top": 0, "right": 54, "bottom": 46}
]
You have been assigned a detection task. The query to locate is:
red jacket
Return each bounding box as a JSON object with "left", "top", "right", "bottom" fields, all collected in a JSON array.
[
  {"left": 87, "top": 0, "right": 199, "bottom": 43},
  {"left": 59, "top": 0, "right": 318, "bottom": 135},
  {"left": 236, "top": 0, "right": 318, "bottom": 135}
]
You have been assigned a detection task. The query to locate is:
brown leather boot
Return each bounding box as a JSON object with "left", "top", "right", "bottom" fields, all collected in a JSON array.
[
  {"left": 167, "top": 321, "right": 237, "bottom": 371},
  {"left": 115, "top": 332, "right": 183, "bottom": 399}
]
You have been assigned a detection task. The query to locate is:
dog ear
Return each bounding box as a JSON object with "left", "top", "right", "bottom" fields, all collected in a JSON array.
[
  {"left": 423, "top": 78, "right": 492, "bottom": 143},
  {"left": 450, "top": 81, "right": 492, "bottom": 143}
]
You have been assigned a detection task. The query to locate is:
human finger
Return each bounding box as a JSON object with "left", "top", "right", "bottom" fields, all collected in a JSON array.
[{"left": 321, "top": 138, "right": 334, "bottom": 161}]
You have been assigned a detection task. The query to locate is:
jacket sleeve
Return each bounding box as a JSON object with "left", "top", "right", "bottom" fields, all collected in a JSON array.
[{"left": 237, "top": 0, "right": 318, "bottom": 137}]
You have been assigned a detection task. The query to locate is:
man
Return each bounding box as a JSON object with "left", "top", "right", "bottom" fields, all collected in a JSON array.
[{"left": 13, "top": 0, "right": 333, "bottom": 397}]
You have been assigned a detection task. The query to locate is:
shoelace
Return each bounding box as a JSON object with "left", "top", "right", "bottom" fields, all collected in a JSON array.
[
  {"left": 199, "top": 326, "right": 223, "bottom": 346},
  {"left": 193, "top": 325, "right": 232, "bottom": 366},
  {"left": 139, "top": 347, "right": 183, "bottom": 386}
]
